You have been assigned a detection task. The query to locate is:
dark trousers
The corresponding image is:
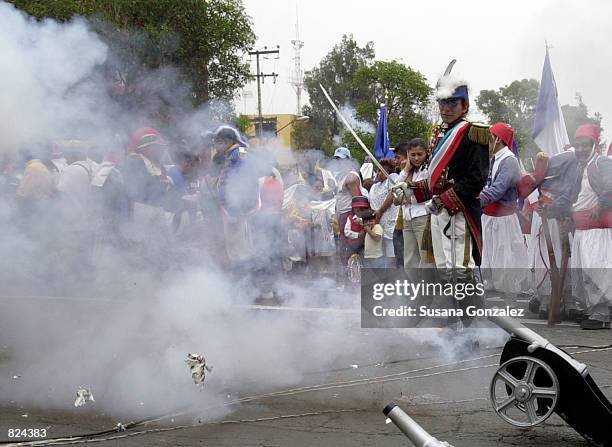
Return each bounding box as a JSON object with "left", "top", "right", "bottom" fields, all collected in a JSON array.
[{"left": 393, "top": 228, "right": 404, "bottom": 269}]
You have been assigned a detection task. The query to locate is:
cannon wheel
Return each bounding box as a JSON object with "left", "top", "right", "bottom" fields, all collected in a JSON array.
[{"left": 490, "top": 356, "right": 559, "bottom": 427}]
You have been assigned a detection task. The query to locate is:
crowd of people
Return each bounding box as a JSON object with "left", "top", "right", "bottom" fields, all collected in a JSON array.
[{"left": 1, "top": 73, "right": 611, "bottom": 331}]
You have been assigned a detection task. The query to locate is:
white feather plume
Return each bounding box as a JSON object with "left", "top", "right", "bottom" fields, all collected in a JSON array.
[{"left": 435, "top": 75, "right": 468, "bottom": 100}]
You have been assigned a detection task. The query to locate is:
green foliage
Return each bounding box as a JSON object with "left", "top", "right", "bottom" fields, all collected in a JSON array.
[
  {"left": 339, "top": 131, "right": 375, "bottom": 163},
  {"left": 477, "top": 80, "right": 603, "bottom": 161},
  {"left": 291, "top": 105, "right": 335, "bottom": 154},
  {"left": 561, "top": 93, "right": 603, "bottom": 142},
  {"left": 476, "top": 79, "right": 540, "bottom": 160},
  {"left": 303, "top": 34, "right": 375, "bottom": 136},
  {"left": 9, "top": 0, "right": 256, "bottom": 106},
  {"left": 295, "top": 35, "right": 374, "bottom": 152},
  {"left": 353, "top": 60, "right": 432, "bottom": 145},
  {"left": 296, "top": 36, "right": 432, "bottom": 153},
  {"left": 234, "top": 113, "right": 252, "bottom": 135}
]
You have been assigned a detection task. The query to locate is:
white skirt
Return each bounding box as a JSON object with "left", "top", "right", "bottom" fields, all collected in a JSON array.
[
  {"left": 527, "top": 213, "right": 570, "bottom": 295},
  {"left": 481, "top": 214, "right": 529, "bottom": 293},
  {"left": 571, "top": 228, "right": 612, "bottom": 310}
]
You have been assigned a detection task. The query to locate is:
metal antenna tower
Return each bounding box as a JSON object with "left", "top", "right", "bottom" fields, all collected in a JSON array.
[{"left": 290, "top": 4, "right": 304, "bottom": 116}]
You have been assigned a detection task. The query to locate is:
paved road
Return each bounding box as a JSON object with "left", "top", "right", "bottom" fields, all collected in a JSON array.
[{"left": 0, "top": 297, "right": 611, "bottom": 446}]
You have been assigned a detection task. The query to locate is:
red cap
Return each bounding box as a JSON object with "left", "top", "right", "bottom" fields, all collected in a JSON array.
[
  {"left": 490, "top": 122, "right": 515, "bottom": 150},
  {"left": 127, "top": 127, "right": 168, "bottom": 153},
  {"left": 574, "top": 124, "right": 600, "bottom": 144},
  {"left": 351, "top": 196, "right": 370, "bottom": 208}
]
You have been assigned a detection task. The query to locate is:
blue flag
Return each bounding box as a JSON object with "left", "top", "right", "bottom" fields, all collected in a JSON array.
[
  {"left": 373, "top": 104, "right": 392, "bottom": 160},
  {"left": 532, "top": 48, "right": 569, "bottom": 155}
]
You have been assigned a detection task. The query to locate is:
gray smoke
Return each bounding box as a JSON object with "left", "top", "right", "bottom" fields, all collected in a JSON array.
[{"left": 0, "top": 2, "right": 507, "bottom": 427}]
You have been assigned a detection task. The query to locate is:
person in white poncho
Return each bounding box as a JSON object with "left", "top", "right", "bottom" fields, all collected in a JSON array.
[
  {"left": 478, "top": 123, "right": 529, "bottom": 307},
  {"left": 569, "top": 124, "right": 612, "bottom": 330}
]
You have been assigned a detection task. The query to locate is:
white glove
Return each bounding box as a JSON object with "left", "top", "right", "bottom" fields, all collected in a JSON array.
[
  {"left": 391, "top": 182, "right": 412, "bottom": 202},
  {"left": 425, "top": 198, "right": 442, "bottom": 215}
]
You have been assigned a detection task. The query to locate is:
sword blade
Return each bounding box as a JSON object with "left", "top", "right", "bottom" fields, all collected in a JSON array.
[{"left": 318, "top": 83, "right": 395, "bottom": 184}]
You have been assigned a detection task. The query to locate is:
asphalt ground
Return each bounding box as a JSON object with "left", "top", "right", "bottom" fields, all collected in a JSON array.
[{"left": 0, "top": 292, "right": 611, "bottom": 447}]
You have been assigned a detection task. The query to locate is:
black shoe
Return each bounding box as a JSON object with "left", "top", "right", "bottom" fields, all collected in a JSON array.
[
  {"left": 538, "top": 308, "right": 549, "bottom": 320},
  {"left": 567, "top": 309, "right": 586, "bottom": 322},
  {"left": 580, "top": 319, "right": 611, "bottom": 330},
  {"left": 528, "top": 296, "right": 541, "bottom": 314}
]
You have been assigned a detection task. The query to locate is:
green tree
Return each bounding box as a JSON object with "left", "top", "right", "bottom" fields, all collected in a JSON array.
[
  {"left": 339, "top": 131, "right": 375, "bottom": 162},
  {"left": 561, "top": 93, "right": 602, "bottom": 142},
  {"left": 476, "top": 78, "right": 540, "bottom": 159},
  {"left": 291, "top": 105, "right": 334, "bottom": 153},
  {"left": 477, "top": 80, "right": 603, "bottom": 160},
  {"left": 295, "top": 34, "right": 375, "bottom": 153},
  {"left": 234, "top": 113, "right": 252, "bottom": 135},
  {"left": 9, "top": 0, "right": 256, "bottom": 105},
  {"left": 353, "top": 60, "right": 432, "bottom": 146}
]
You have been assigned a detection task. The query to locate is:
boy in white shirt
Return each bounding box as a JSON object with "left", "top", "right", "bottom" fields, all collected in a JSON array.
[{"left": 362, "top": 211, "right": 386, "bottom": 268}]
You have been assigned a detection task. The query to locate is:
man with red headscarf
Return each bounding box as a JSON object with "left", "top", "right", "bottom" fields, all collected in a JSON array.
[
  {"left": 519, "top": 146, "right": 578, "bottom": 319},
  {"left": 479, "top": 123, "right": 529, "bottom": 307},
  {"left": 124, "top": 127, "right": 172, "bottom": 207},
  {"left": 570, "top": 124, "right": 612, "bottom": 329},
  {"left": 122, "top": 127, "right": 176, "bottom": 270}
]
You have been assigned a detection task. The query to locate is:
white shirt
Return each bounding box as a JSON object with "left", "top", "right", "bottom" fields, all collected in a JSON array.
[
  {"left": 56, "top": 160, "right": 96, "bottom": 230},
  {"left": 573, "top": 157, "right": 599, "bottom": 212},
  {"left": 364, "top": 224, "right": 384, "bottom": 258},
  {"left": 490, "top": 146, "right": 515, "bottom": 179},
  {"left": 360, "top": 162, "right": 374, "bottom": 181},
  {"left": 369, "top": 173, "right": 399, "bottom": 239},
  {"left": 336, "top": 171, "right": 368, "bottom": 214},
  {"left": 344, "top": 214, "right": 361, "bottom": 239},
  {"left": 398, "top": 167, "right": 429, "bottom": 220}
]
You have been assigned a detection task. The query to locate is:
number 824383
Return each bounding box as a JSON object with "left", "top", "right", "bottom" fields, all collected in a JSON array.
[{"left": 7, "top": 428, "right": 47, "bottom": 438}]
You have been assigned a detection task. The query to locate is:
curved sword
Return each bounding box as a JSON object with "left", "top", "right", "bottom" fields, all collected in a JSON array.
[{"left": 318, "top": 83, "right": 396, "bottom": 185}]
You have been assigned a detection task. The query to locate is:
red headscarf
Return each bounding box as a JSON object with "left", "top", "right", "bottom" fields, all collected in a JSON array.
[
  {"left": 490, "top": 122, "right": 515, "bottom": 150},
  {"left": 574, "top": 124, "right": 600, "bottom": 144},
  {"left": 127, "top": 127, "right": 168, "bottom": 154}
]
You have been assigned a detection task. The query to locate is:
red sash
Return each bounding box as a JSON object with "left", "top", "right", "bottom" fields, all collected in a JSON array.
[
  {"left": 428, "top": 121, "right": 471, "bottom": 192},
  {"left": 430, "top": 121, "right": 483, "bottom": 261},
  {"left": 483, "top": 202, "right": 516, "bottom": 217},
  {"left": 346, "top": 214, "right": 364, "bottom": 249},
  {"left": 573, "top": 209, "right": 612, "bottom": 230},
  {"left": 349, "top": 214, "right": 363, "bottom": 233}
]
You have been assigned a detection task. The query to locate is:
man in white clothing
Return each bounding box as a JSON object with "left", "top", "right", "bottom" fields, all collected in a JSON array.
[
  {"left": 479, "top": 123, "right": 529, "bottom": 307},
  {"left": 570, "top": 124, "right": 612, "bottom": 330}
]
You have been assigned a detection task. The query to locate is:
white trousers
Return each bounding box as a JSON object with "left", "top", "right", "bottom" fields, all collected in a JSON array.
[
  {"left": 528, "top": 213, "right": 563, "bottom": 296},
  {"left": 431, "top": 209, "right": 474, "bottom": 277},
  {"left": 481, "top": 214, "right": 529, "bottom": 294},
  {"left": 571, "top": 228, "right": 612, "bottom": 321}
]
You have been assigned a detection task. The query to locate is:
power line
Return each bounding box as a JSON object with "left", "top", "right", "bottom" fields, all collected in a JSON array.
[{"left": 248, "top": 46, "right": 279, "bottom": 136}]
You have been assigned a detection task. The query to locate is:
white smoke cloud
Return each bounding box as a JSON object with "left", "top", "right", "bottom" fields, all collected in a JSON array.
[
  {"left": 0, "top": 3, "right": 112, "bottom": 154},
  {"left": 0, "top": 3, "right": 509, "bottom": 430},
  {"left": 338, "top": 104, "right": 376, "bottom": 135}
]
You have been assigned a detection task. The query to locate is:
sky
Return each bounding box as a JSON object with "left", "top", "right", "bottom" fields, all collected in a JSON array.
[{"left": 238, "top": 0, "right": 612, "bottom": 143}]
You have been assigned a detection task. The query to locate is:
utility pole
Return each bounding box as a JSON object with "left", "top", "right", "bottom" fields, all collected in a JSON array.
[
  {"left": 248, "top": 46, "right": 279, "bottom": 136},
  {"left": 290, "top": 5, "right": 304, "bottom": 116}
]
